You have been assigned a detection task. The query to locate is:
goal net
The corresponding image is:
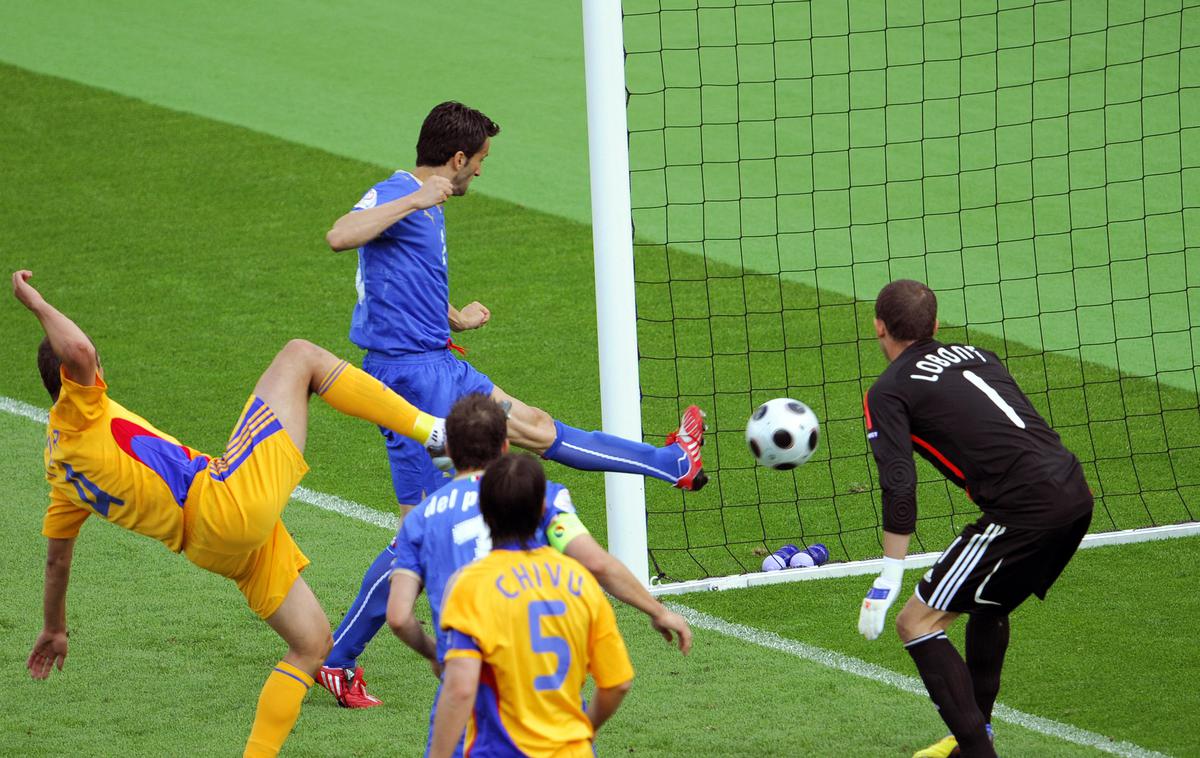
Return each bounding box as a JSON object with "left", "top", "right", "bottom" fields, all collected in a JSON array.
[{"left": 586, "top": 0, "right": 1200, "bottom": 588}]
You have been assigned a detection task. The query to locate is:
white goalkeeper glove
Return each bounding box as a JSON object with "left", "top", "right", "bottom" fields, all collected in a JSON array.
[{"left": 858, "top": 557, "right": 904, "bottom": 641}]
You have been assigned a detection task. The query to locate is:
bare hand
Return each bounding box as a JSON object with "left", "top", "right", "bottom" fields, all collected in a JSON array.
[
  {"left": 27, "top": 628, "right": 68, "bottom": 680},
  {"left": 651, "top": 609, "right": 693, "bottom": 655},
  {"left": 458, "top": 301, "right": 491, "bottom": 330},
  {"left": 412, "top": 176, "right": 453, "bottom": 210},
  {"left": 11, "top": 270, "right": 46, "bottom": 311}
]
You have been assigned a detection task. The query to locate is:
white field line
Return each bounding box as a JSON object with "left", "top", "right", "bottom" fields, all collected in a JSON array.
[
  {"left": 669, "top": 604, "right": 1169, "bottom": 758},
  {"left": 0, "top": 396, "right": 1174, "bottom": 757}
]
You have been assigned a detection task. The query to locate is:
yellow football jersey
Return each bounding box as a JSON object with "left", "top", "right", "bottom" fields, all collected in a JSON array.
[
  {"left": 42, "top": 369, "right": 209, "bottom": 552},
  {"left": 440, "top": 545, "right": 634, "bottom": 757}
]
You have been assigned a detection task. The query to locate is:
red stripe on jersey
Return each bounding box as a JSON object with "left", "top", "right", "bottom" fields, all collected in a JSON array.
[
  {"left": 910, "top": 434, "right": 966, "bottom": 481},
  {"left": 863, "top": 392, "right": 873, "bottom": 430}
]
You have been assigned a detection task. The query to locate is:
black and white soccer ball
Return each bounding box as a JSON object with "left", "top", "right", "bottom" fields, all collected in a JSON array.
[{"left": 745, "top": 398, "right": 820, "bottom": 470}]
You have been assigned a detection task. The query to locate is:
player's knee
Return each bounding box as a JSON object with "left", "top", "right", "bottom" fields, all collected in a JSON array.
[
  {"left": 294, "top": 630, "right": 333, "bottom": 669},
  {"left": 508, "top": 403, "right": 556, "bottom": 448},
  {"left": 894, "top": 609, "right": 920, "bottom": 642},
  {"left": 281, "top": 338, "right": 318, "bottom": 362},
  {"left": 317, "top": 631, "right": 334, "bottom": 662}
]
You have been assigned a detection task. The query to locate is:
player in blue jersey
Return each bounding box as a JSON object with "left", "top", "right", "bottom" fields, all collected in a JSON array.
[
  {"left": 384, "top": 395, "right": 685, "bottom": 755},
  {"left": 323, "top": 101, "right": 707, "bottom": 508},
  {"left": 315, "top": 394, "right": 690, "bottom": 708},
  {"left": 319, "top": 101, "right": 705, "bottom": 704}
]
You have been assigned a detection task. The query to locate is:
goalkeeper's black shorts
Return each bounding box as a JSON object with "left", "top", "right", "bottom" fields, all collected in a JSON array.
[{"left": 915, "top": 510, "right": 1092, "bottom": 614}]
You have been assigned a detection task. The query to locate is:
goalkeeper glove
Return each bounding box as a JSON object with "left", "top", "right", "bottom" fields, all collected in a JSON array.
[{"left": 857, "top": 557, "right": 904, "bottom": 641}]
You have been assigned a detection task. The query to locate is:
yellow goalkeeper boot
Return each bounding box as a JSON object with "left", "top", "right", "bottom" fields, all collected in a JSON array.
[{"left": 913, "top": 735, "right": 959, "bottom": 758}]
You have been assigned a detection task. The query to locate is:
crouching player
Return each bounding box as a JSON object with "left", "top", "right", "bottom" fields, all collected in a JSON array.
[
  {"left": 13, "top": 270, "right": 444, "bottom": 757},
  {"left": 430, "top": 453, "right": 634, "bottom": 757},
  {"left": 856, "top": 279, "right": 1094, "bottom": 758}
]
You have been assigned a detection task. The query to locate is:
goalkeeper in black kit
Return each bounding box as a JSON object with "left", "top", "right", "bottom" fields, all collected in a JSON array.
[{"left": 856, "top": 279, "right": 1094, "bottom": 758}]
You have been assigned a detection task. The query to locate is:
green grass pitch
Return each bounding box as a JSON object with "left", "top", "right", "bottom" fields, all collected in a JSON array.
[{"left": 0, "top": 2, "right": 1195, "bottom": 755}]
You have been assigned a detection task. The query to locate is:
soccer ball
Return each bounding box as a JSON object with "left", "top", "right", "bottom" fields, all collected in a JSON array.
[{"left": 745, "top": 398, "right": 820, "bottom": 470}]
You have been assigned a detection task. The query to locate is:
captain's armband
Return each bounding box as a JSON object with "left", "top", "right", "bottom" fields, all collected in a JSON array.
[{"left": 546, "top": 512, "right": 589, "bottom": 552}]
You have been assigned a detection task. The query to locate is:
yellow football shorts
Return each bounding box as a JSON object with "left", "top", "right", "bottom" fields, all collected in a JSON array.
[{"left": 183, "top": 396, "right": 311, "bottom": 619}]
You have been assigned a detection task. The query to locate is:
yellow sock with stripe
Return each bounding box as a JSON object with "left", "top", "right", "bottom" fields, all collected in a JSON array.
[
  {"left": 316, "top": 360, "right": 437, "bottom": 444},
  {"left": 244, "top": 661, "right": 313, "bottom": 758}
]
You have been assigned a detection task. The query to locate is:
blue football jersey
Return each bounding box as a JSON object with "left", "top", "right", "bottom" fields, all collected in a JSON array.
[
  {"left": 348, "top": 170, "right": 450, "bottom": 355},
  {"left": 390, "top": 473, "right": 579, "bottom": 661}
]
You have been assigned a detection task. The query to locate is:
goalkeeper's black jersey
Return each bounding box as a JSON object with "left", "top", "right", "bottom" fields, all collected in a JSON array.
[{"left": 864, "top": 339, "right": 1093, "bottom": 534}]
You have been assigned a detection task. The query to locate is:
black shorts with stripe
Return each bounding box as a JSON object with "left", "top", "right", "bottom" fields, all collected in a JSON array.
[{"left": 915, "top": 511, "right": 1092, "bottom": 614}]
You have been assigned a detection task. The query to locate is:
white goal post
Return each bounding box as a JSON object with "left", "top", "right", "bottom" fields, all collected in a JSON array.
[{"left": 582, "top": 0, "right": 651, "bottom": 586}]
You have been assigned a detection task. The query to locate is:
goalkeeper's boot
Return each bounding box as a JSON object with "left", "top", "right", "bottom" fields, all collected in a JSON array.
[
  {"left": 317, "top": 665, "right": 384, "bottom": 709},
  {"left": 668, "top": 405, "right": 708, "bottom": 491},
  {"left": 913, "top": 725, "right": 992, "bottom": 758},
  {"left": 913, "top": 736, "right": 959, "bottom": 758}
]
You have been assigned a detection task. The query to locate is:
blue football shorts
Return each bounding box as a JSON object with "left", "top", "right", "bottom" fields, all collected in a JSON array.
[{"left": 363, "top": 349, "right": 495, "bottom": 505}]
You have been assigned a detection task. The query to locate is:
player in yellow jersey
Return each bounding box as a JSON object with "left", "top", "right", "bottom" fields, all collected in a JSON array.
[
  {"left": 12, "top": 269, "right": 446, "bottom": 757},
  {"left": 430, "top": 454, "right": 634, "bottom": 758}
]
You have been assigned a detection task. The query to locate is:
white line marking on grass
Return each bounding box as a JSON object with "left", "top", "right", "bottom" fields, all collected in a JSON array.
[
  {"left": 1, "top": 395, "right": 49, "bottom": 424},
  {"left": 668, "top": 604, "right": 1170, "bottom": 758},
  {"left": 0, "top": 395, "right": 1175, "bottom": 756},
  {"left": 293, "top": 486, "right": 399, "bottom": 532}
]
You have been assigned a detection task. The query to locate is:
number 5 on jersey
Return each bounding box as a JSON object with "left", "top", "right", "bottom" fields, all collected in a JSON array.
[{"left": 528, "top": 600, "right": 571, "bottom": 691}]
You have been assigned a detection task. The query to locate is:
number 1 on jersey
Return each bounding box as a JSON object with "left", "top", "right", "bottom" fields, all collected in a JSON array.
[{"left": 963, "top": 370, "right": 1026, "bottom": 428}]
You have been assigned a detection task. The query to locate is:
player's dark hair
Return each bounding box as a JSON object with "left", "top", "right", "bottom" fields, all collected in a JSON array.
[
  {"left": 875, "top": 279, "right": 938, "bottom": 341},
  {"left": 479, "top": 453, "right": 545, "bottom": 549},
  {"left": 446, "top": 393, "right": 507, "bottom": 471},
  {"left": 36, "top": 336, "right": 101, "bottom": 403},
  {"left": 37, "top": 337, "right": 62, "bottom": 402},
  {"left": 415, "top": 101, "right": 500, "bottom": 167}
]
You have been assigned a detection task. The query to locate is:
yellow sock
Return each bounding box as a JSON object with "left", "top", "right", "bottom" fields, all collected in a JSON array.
[
  {"left": 316, "top": 360, "right": 436, "bottom": 444},
  {"left": 244, "top": 661, "right": 312, "bottom": 758}
]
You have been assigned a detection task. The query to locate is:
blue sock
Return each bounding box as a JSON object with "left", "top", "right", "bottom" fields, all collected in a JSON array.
[
  {"left": 542, "top": 420, "right": 686, "bottom": 484},
  {"left": 326, "top": 545, "right": 395, "bottom": 669}
]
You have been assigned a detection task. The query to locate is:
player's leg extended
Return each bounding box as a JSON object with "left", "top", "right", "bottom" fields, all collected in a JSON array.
[
  {"left": 251, "top": 339, "right": 441, "bottom": 454},
  {"left": 897, "top": 599, "right": 996, "bottom": 758},
  {"left": 493, "top": 385, "right": 708, "bottom": 490},
  {"left": 245, "top": 577, "right": 332, "bottom": 758},
  {"left": 318, "top": 545, "right": 395, "bottom": 708}
]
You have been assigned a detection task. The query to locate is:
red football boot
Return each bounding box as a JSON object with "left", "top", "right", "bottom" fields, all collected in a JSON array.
[
  {"left": 317, "top": 665, "right": 383, "bottom": 709},
  {"left": 666, "top": 405, "right": 708, "bottom": 491}
]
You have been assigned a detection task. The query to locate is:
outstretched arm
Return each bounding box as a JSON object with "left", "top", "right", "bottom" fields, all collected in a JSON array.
[
  {"left": 325, "top": 176, "right": 453, "bottom": 251},
  {"left": 28, "top": 537, "right": 75, "bottom": 679},
  {"left": 564, "top": 533, "right": 692, "bottom": 654},
  {"left": 11, "top": 271, "right": 97, "bottom": 386}
]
